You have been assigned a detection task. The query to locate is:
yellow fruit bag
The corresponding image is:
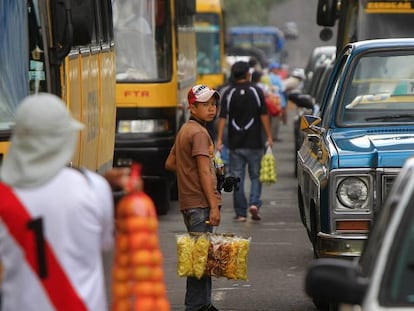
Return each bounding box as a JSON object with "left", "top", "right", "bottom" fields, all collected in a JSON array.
[{"left": 260, "top": 146, "right": 277, "bottom": 185}]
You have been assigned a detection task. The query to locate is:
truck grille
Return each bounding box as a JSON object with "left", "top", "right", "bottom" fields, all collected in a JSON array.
[{"left": 379, "top": 171, "right": 400, "bottom": 208}]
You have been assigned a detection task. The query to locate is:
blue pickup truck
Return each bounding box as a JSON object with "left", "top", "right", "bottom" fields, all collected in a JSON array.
[{"left": 297, "top": 38, "right": 414, "bottom": 258}]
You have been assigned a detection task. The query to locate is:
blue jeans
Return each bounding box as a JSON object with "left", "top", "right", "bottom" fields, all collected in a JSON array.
[
  {"left": 229, "top": 148, "right": 263, "bottom": 217},
  {"left": 182, "top": 208, "right": 213, "bottom": 311}
]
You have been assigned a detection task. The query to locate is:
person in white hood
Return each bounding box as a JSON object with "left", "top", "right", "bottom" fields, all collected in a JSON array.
[{"left": 0, "top": 93, "right": 113, "bottom": 311}]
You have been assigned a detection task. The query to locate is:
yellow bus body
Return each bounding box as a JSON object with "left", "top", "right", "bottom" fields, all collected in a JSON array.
[
  {"left": 113, "top": 0, "right": 197, "bottom": 214},
  {"left": 63, "top": 31, "right": 116, "bottom": 174},
  {"left": 116, "top": 82, "right": 178, "bottom": 108},
  {"left": 195, "top": 0, "right": 226, "bottom": 89},
  {"left": 0, "top": 0, "right": 116, "bottom": 174}
]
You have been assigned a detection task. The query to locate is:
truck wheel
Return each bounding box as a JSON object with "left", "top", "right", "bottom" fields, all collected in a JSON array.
[
  {"left": 310, "top": 208, "right": 319, "bottom": 258},
  {"left": 144, "top": 180, "right": 170, "bottom": 215},
  {"left": 297, "top": 187, "right": 306, "bottom": 226}
]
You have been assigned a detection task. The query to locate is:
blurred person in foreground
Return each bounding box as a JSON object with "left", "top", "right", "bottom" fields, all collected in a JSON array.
[
  {"left": 216, "top": 61, "right": 273, "bottom": 222},
  {"left": 165, "top": 85, "right": 222, "bottom": 311},
  {"left": 0, "top": 93, "right": 139, "bottom": 311}
]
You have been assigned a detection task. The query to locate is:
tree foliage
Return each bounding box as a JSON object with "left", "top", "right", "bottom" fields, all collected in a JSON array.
[{"left": 222, "top": 0, "right": 286, "bottom": 27}]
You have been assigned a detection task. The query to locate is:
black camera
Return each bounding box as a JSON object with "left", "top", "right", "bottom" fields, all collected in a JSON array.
[
  {"left": 222, "top": 176, "right": 240, "bottom": 192},
  {"left": 217, "top": 173, "right": 240, "bottom": 192}
]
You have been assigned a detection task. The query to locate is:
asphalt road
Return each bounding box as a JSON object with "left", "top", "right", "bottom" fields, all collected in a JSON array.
[{"left": 157, "top": 105, "right": 318, "bottom": 311}]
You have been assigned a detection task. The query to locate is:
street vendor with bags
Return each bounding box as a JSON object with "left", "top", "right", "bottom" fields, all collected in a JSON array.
[{"left": 165, "top": 84, "right": 222, "bottom": 311}]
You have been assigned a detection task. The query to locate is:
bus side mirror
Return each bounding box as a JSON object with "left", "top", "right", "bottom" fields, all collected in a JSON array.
[
  {"left": 176, "top": 0, "right": 196, "bottom": 17},
  {"left": 70, "top": 0, "right": 94, "bottom": 46},
  {"left": 50, "top": 0, "right": 73, "bottom": 64},
  {"left": 320, "top": 28, "right": 333, "bottom": 41},
  {"left": 317, "top": 0, "right": 338, "bottom": 27},
  {"left": 185, "top": 0, "right": 196, "bottom": 15},
  {"left": 50, "top": 0, "right": 95, "bottom": 64}
]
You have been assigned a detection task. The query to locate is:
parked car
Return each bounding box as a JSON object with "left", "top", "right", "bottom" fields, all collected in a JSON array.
[
  {"left": 297, "top": 38, "right": 414, "bottom": 259},
  {"left": 303, "top": 45, "right": 336, "bottom": 95},
  {"left": 306, "top": 155, "right": 414, "bottom": 310}
]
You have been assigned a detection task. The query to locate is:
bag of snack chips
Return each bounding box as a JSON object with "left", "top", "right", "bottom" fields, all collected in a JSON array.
[{"left": 176, "top": 233, "right": 251, "bottom": 281}]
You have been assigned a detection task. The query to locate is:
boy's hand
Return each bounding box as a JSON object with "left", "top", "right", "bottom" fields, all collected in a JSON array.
[
  {"left": 208, "top": 206, "right": 220, "bottom": 226},
  {"left": 104, "top": 167, "right": 143, "bottom": 193}
]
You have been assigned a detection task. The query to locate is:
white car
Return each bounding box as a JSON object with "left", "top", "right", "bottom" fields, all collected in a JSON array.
[{"left": 305, "top": 156, "right": 414, "bottom": 310}]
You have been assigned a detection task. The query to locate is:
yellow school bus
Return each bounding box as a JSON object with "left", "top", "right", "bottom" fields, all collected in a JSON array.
[
  {"left": 112, "top": 0, "right": 197, "bottom": 214},
  {"left": 195, "top": 0, "right": 226, "bottom": 89},
  {"left": 0, "top": 0, "right": 116, "bottom": 173}
]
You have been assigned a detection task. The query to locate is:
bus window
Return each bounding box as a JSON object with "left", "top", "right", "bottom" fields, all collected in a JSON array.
[
  {"left": 28, "top": 0, "right": 46, "bottom": 95},
  {"left": 1, "top": 0, "right": 29, "bottom": 132},
  {"left": 113, "top": 0, "right": 172, "bottom": 81},
  {"left": 195, "top": 13, "right": 221, "bottom": 74}
]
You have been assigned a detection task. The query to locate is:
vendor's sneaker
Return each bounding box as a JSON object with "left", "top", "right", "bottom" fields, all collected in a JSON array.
[
  {"left": 233, "top": 215, "right": 247, "bottom": 222},
  {"left": 249, "top": 205, "right": 261, "bottom": 221}
]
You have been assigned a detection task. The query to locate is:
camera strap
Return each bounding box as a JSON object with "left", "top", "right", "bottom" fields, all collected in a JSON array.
[{"left": 189, "top": 116, "right": 216, "bottom": 146}]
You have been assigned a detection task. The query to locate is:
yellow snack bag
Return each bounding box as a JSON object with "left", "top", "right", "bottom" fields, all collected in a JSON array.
[
  {"left": 192, "top": 234, "right": 209, "bottom": 279},
  {"left": 236, "top": 238, "right": 251, "bottom": 281},
  {"left": 176, "top": 234, "right": 194, "bottom": 277}
]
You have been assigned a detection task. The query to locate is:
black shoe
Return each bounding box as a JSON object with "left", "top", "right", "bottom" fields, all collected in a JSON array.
[{"left": 197, "top": 304, "right": 219, "bottom": 311}]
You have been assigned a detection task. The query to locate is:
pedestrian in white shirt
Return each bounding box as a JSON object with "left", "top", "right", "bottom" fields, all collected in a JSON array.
[{"left": 0, "top": 93, "right": 114, "bottom": 311}]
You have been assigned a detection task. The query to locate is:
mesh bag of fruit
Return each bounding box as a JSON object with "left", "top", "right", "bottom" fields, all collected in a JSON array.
[{"left": 259, "top": 146, "right": 277, "bottom": 185}]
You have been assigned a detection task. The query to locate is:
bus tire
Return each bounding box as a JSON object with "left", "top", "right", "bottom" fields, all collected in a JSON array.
[{"left": 145, "top": 180, "right": 170, "bottom": 215}]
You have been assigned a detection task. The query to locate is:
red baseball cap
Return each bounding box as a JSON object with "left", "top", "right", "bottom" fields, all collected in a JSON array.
[{"left": 188, "top": 84, "right": 220, "bottom": 106}]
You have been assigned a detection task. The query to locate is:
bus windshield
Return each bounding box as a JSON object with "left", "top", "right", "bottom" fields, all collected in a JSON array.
[
  {"left": 228, "top": 26, "right": 285, "bottom": 64},
  {"left": 357, "top": 2, "right": 414, "bottom": 40},
  {"left": 195, "top": 13, "right": 221, "bottom": 75},
  {"left": 113, "top": 0, "right": 172, "bottom": 82}
]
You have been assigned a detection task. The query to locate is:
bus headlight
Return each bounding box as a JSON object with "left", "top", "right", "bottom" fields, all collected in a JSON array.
[
  {"left": 337, "top": 177, "right": 368, "bottom": 209},
  {"left": 117, "top": 119, "right": 170, "bottom": 134}
]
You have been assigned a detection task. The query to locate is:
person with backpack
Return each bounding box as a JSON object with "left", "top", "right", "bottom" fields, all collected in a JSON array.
[{"left": 216, "top": 61, "right": 272, "bottom": 222}]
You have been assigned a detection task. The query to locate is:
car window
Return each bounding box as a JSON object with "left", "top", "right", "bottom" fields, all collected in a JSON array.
[
  {"left": 338, "top": 51, "right": 414, "bottom": 126},
  {"left": 319, "top": 52, "right": 348, "bottom": 125},
  {"left": 315, "top": 64, "right": 333, "bottom": 106}
]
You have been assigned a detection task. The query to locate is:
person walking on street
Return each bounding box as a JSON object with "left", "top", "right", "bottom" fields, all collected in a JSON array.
[
  {"left": 0, "top": 93, "right": 115, "bottom": 311},
  {"left": 216, "top": 61, "right": 273, "bottom": 222},
  {"left": 165, "top": 84, "right": 222, "bottom": 311},
  {"left": 268, "top": 62, "right": 287, "bottom": 141}
]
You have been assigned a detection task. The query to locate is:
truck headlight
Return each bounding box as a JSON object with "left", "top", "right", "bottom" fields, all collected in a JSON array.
[
  {"left": 337, "top": 177, "right": 368, "bottom": 209},
  {"left": 117, "top": 119, "right": 170, "bottom": 134}
]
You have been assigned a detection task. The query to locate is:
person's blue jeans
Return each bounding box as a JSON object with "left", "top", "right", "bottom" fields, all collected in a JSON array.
[
  {"left": 182, "top": 208, "right": 213, "bottom": 311},
  {"left": 229, "top": 148, "right": 263, "bottom": 217}
]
